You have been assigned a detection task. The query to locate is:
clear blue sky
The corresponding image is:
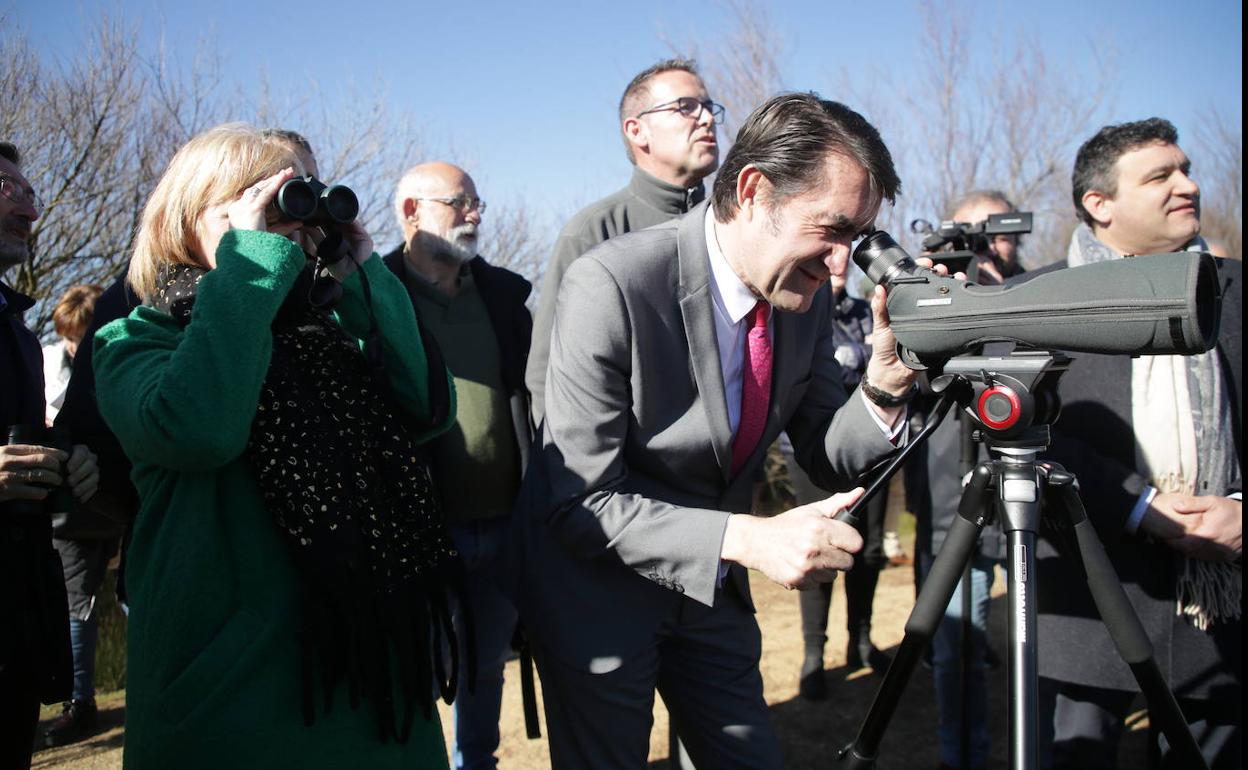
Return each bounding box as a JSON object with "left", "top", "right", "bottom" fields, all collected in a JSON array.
[{"left": 10, "top": 0, "right": 1243, "bottom": 237}]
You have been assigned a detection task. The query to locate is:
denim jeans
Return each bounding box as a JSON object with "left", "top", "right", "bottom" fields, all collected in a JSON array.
[
  {"left": 448, "top": 517, "right": 519, "bottom": 770},
  {"left": 54, "top": 537, "right": 117, "bottom": 703},
  {"left": 69, "top": 617, "right": 98, "bottom": 702},
  {"left": 919, "top": 550, "right": 1000, "bottom": 770}
]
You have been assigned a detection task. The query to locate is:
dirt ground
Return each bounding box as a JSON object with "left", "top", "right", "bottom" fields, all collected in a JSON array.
[{"left": 33, "top": 518, "right": 1151, "bottom": 768}]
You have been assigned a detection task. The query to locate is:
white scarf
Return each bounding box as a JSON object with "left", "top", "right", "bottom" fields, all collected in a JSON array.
[{"left": 1068, "top": 224, "right": 1240, "bottom": 629}]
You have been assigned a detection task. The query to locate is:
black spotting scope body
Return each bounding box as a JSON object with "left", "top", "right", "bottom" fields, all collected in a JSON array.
[{"left": 853, "top": 231, "right": 1222, "bottom": 369}]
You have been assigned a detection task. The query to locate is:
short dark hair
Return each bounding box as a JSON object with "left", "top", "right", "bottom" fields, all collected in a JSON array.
[
  {"left": 0, "top": 142, "right": 20, "bottom": 165},
  {"left": 260, "top": 128, "right": 313, "bottom": 156},
  {"left": 1072, "top": 118, "right": 1179, "bottom": 227},
  {"left": 711, "top": 92, "right": 900, "bottom": 223},
  {"left": 618, "top": 58, "right": 701, "bottom": 163}
]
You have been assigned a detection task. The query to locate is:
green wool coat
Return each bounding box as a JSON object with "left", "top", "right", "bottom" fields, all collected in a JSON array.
[{"left": 95, "top": 231, "right": 456, "bottom": 769}]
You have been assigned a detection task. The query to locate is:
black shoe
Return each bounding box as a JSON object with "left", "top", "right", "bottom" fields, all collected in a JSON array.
[
  {"left": 847, "top": 630, "right": 893, "bottom": 673},
  {"left": 42, "top": 698, "right": 98, "bottom": 747},
  {"left": 798, "top": 654, "right": 827, "bottom": 701}
]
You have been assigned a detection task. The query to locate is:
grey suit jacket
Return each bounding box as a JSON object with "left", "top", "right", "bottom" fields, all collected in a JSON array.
[{"left": 512, "top": 202, "right": 899, "bottom": 666}]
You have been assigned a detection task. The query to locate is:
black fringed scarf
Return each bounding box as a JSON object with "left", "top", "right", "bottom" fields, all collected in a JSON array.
[{"left": 152, "top": 263, "right": 473, "bottom": 743}]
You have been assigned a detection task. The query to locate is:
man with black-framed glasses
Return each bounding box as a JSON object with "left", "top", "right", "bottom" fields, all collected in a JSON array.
[{"left": 527, "top": 58, "right": 723, "bottom": 425}]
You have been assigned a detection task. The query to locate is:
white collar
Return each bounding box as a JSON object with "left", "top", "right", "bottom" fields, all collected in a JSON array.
[{"left": 704, "top": 206, "right": 760, "bottom": 325}]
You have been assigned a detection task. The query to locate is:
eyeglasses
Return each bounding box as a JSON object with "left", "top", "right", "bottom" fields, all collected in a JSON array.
[
  {"left": 636, "top": 97, "right": 725, "bottom": 123},
  {"left": 415, "top": 195, "right": 486, "bottom": 215},
  {"left": 0, "top": 175, "right": 43, "bottom": 216}
]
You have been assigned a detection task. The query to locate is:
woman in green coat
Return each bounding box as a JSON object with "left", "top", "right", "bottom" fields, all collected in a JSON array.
[{"left": 95, "top": 124, "right": 459, "bottom": 769}]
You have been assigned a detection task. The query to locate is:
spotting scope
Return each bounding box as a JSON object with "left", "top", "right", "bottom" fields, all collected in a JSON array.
[{"left": 853, "top": 231, "right": 1221, "bottom": 369}]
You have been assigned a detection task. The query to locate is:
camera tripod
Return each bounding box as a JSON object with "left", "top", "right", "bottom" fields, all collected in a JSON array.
[{"left": 832, "top": 350, "right": 1207, "bottom": 770}]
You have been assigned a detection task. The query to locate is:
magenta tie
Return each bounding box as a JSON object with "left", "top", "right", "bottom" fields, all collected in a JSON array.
[{"left": 731, "top": 301, "right": 773, "bottom": 476}]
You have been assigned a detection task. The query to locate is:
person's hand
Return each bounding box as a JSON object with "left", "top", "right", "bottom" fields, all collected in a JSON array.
[
  {"left": 65, "top": 444, "right": 99, "bottom": 503},
  {"left": 863, "top": 257, "right": 955, "bottom": 413},
  {"left": 0, "top": 444, "right": 66, "bottom": 503},
  {"left": 228, "top": 167, "right": 298, "bottom": 233},
  {"left": 301, "top": 219, "right": 375, "bottom": 284},
  {"left": 973, "top": 255, "right": 1006, "bottom": 285},
  {"left": 1147, "top": 493, "right": 1242, "bottom": 562},
  {"left": 1138, "top": 492, "right": 1189, "bottom": 541},
  {"left": 721, "top": 487, "right": 865, "bottom": 589}
]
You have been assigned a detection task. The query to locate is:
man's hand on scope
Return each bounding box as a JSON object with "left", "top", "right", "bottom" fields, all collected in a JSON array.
[
  {"left": 721, "top": 487, "right": 866, "bottom": 590},
  {"left": 863, "top": 258, "right": 956, "bottom": 426}
]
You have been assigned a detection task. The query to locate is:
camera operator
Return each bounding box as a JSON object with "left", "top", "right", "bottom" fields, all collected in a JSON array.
[
  {"left": 1, "top": 141, "right": 99, "bottom": 770},
  {"left": 904, "top": 189, "right": 1023, "bottom": 770},
  {"left": 92, "top": 124, "right": 461, "bottom": 766},
  {"left": 1036, "top": 118, "right": 1241, "bottom": 769}
]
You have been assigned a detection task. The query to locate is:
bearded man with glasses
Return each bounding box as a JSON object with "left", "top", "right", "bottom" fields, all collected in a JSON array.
[
  {"left": 526, "top": 58, "right": 724, "bottom": 425},
  {"left": 385, "top": 161, "right": 533, "bottom": 770}
]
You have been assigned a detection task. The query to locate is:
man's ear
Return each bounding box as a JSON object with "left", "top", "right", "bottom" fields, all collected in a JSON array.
[
  {"left": 623, "top": 116, "right": 649, "bottom": 156},
  {"left": 736, "top": 164, "right": 768, "bottom": 223},
  {"left": 1081, "top": 189, "right": 1113, "bottom": 229},
  {"left": 403, "top": 197, "right": 419, "bottom": 227}
]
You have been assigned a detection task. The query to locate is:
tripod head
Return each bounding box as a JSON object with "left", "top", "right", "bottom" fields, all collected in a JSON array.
[
  {"left": 934, "top": 348, "right": 1070, "bottom": 447},
  {"left": 837, "top": 347, "right": 1069, "bottom": 527}
]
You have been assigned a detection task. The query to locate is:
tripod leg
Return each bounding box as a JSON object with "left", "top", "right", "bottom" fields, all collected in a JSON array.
[
  {"left": 1004, "top": 527, "right": 1039, "bottom": 770},
  {"left": 838, "top": 463, "right": 995, "bottom": 769},
  {"left": 1049, "top": 478, "right": 1209, "bottom": 770}
]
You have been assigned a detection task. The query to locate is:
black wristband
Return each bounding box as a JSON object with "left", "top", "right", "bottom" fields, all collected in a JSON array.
[{"left": 860, "top": 377, "right": 916, "bottom": 408}]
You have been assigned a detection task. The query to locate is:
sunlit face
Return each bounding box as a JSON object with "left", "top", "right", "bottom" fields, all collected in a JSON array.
[
  {"left": 952, "top": 198, "right": 1017, "bottom": 285},
  {"left": 631, "top": 70, "right": 720, "bottom": 183},
  {"left": 1095, "top": 141, "right": 1201, "bottom": 255},
  {"left": 0, "top": 156, "right": 39, "bottom": 271},
  {"left": 415, "top": 170, "right": 482, "bottom": 266},
  {"left": 736, "top": 153, "right": 879, "bottom": 313}
]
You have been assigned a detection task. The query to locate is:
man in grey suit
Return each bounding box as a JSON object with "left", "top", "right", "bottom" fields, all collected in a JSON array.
[{"left": 511, "top": 93, "right": 925, "bottom": 768}]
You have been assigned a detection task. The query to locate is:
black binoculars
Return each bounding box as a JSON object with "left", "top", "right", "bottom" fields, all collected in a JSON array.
[
  {"left": 5, "top": 424, "right": 76, "bottom": 516},
  {"left": 274, "top": 175, "right": 359, "bottom": 228}
]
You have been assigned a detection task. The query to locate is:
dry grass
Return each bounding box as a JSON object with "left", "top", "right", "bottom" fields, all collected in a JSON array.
[{"left": 34, "top": 524, "right": 1151, "bottom": 768}]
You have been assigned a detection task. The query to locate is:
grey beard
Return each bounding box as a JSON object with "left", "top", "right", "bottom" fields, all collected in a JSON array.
[{"left": 423, "top": 226, "right": 476, "bottom": 266}]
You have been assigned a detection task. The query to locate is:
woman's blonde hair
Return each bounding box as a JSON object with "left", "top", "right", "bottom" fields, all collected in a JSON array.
[{"left": 128, "top": 123, "right": 303, "bottom": 301}]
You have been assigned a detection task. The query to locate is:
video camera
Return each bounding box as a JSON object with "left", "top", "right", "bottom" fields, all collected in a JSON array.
[{"left": 910, "top": 212, "right": 1033, "bottom": 275}]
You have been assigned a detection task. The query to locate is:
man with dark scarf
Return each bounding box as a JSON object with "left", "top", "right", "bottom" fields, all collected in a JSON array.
[
  {"left": 526, "top": 58, "right": 722, "bottom": 424},
  {"left": 1034, "top": 118, "right": 1242, "bottom": 769}
]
